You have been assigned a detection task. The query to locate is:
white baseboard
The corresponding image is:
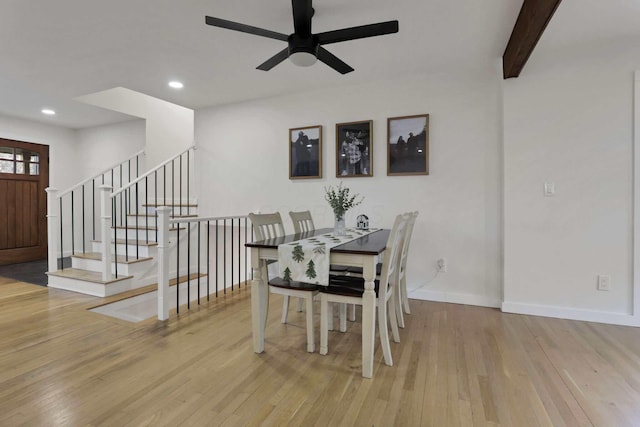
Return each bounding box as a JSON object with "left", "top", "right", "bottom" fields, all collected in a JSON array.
[
  {"left": 409, "top": 289, "right": 640, "bottom": 327},
  {"left": 409, "top": 287, "right": 501, "bottom": 309},
  {"left": 502, "top": 301, "right": 640, "bottom": 327}
]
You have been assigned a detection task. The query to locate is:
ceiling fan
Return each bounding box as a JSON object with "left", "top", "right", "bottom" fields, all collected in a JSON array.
[{"left": 205, "top": 0, "right": 399, "bottom": 74}]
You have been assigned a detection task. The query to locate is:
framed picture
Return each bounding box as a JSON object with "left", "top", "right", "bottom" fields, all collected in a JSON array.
[
  {"left": 387, "top": 114, "right": 429, "bottom": 176},
  {"left": 335, "top": 120, "right": 373, "bottom": 178},
  {"left": 289, "top": 125, "right": 322, "bottom": 179}
]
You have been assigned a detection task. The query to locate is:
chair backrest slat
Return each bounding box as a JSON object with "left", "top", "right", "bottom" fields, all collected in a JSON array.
[
  {"left": 248, "top": 212, "right": 286, "bottom": 241},
  {"left": 289, "top": 210, "right": 315, "bottom": 234},
  {"left": 399, "top": 211, "right": 419, "bottom": 279},
  {"left": 378, "top": 213, "right": 409, "bottom": 295}
]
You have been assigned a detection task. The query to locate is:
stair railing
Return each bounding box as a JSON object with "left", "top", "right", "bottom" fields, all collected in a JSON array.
[
  {"left": 47, "top": 150, "right": 145, "bottom": 276},
  {"left": 106, "top": 145, "right": 196, "bottom": 280},
  {"left": 156, "top": 209, "right": 251, "bottom": 320}
]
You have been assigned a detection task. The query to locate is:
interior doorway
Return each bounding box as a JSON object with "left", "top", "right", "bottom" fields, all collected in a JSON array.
[{"left": 0, "top": 138, "right": 49, "bottom": 265}]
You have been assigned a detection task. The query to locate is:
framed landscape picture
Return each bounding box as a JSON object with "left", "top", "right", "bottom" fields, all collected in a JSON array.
[
  {"left": 387, "top": 114, "right": 429, "bottom": 176},
  {"left": 289, "top": 125, "right": 322, "bottom": 179},
  {"left": 335, "top": 120, "right": 373, "bottom": 178}
]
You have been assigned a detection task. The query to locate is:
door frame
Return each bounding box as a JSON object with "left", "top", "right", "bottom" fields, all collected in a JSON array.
[{"left": 0, "top": 138, "right": 49, "bottom": 265}]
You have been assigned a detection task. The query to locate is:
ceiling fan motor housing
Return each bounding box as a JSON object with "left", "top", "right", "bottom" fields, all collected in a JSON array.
[{"left": 288, "top": 34, "right": 319, "bottom": 66}]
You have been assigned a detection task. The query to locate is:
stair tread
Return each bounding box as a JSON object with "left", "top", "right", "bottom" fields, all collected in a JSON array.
[
  {"left": 142, "top": 203, "right": 198, "bottom": 207},
  {"left": 126, "top": 214, "right": 197, "bottom": 218},
  {"left": 92, "top": 239, "right": 158, "bottom": 247},
  {"left": 47, "top": 268, "right": 132, "bottom": 285},
  {"left": 72, "top": 252, "right": 152, "bottom": 264},
  {"left": 112, "top": 225, "right": 185, "bottom": 231}
]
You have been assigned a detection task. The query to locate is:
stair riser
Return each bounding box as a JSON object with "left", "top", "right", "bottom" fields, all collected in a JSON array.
[
  {"left": 127, "top": 216, "right": 158, "bottom": 227},
  {"left": 143, "top": 206, "right": 197, "bottom": 216},
  {"left": 91, "top": 241, "right": 156, "bottom": 258},
  {"left": 47, "top": 275, "right": 131, "bottom": 297},
  {"left": 114, "top": 228, "right": 159, "bottom": 241},
  {"left": 71, "top": 257, "right": 152, "bottom": 277}
]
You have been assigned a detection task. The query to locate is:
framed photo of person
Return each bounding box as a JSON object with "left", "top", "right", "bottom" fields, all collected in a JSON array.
[
  {"left": 289, "top": 125, "right": 322, "bottom": 179},
  {"left": 335, "top": 120, "right": 373, "bottom": 178},
  {"left": 387, "top": 114, "right": 429, "bottom": 176}
]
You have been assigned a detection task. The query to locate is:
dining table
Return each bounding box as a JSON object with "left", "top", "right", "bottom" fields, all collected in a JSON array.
[{"left": 245, "top": 227, "right": 390, "bottom": 379}]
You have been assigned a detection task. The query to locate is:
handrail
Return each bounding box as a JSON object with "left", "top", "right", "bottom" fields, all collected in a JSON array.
[
  {"left": 57, "top": 149, "right": 145, "bottom": 198},
  {"left": 170, "top": 214, "right": 247, "bottom": 225},
  {"left": 110, "top": 145, "right": 195, "bottom": 199}
]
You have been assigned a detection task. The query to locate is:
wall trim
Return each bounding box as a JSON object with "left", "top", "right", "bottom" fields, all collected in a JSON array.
[
  {"left": 409, "top": 287, "right": 501, "bottom": 309},
  {"left": 502, "top": 301, "right": 640, "bottom": 327},
  {"left": 634, "top": 70, "right": 640, "bottom": 320}
]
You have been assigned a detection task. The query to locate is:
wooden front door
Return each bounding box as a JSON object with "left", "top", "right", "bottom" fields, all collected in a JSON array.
[{"left": 0, "top": 139, "right": 49, "bottom": 265}]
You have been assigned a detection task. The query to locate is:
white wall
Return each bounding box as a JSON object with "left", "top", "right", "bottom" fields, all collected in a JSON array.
[
  {"left": 195, "top": 71, "right": 504, "bottom": 307},
  {"left": 75, "top": 119, "right": 145, "bottom": 180},
  {"left": 502, "top": 41, "right": 640, "bottom": 325},
  {"left": 0, "top": 113, "right": 79, "bottom": 190},
  {"left": 77, "top": 87, "right": 194, "bottom": 168}
]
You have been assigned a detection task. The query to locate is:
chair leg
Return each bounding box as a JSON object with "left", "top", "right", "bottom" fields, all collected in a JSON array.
[
  {"left": 349, "top": 304, "right": 356, "bottom": 321},
  {"left": 305, "top": 296, "right": 315, "bottom": 353},
  {"left": 281, "top": 296, "right": 290, "bottom": 324},
  {"left": 395, "top": 285, "right": 405, "bottom": 329},
  {"left": 328, "top": 302, "right": 334, "bottom": 331},
  {"left": 320, "top": 295, "right": 329, "bottom": 355},
  {"left": 296, "top": 297, "right": 304, "bottom": 312},
  {"left": 401, "top": 276, "right": 411, "bottom": 314},
  {"left": 378, "top": 299, "right": 393, "bottom": 366},
  {"left": 389, "top": 294, "right": 400, "bottom": 344},
  {"left": 339, "top": 303, "right": 347, "bottom": 332}
]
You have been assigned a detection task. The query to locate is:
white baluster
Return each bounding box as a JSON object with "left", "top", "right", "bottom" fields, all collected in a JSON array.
[
  {"left": 157, "top": 207, "right": 171, "bottom": 320},
  {"left": 100, "top": 185, "right": 113, "bottom": 282},
  {"left": 45, "top": 188, "right": 59, "bottom": 274}
]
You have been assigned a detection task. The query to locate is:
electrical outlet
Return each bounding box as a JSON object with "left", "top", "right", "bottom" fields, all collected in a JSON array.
[
  {"left": 437, "top": 258, "right": 447, "bottom": 273},
  {"left": 597, "top": 275, "right": 611, "bottom": 291},
  {"left": 544, "top": 182, "right": 555, "bottom": 196}
]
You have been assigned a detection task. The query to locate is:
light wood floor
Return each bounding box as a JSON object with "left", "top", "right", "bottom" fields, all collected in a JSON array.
[{"left": 1, "top": 276, "right": 640, "bottom": 426}]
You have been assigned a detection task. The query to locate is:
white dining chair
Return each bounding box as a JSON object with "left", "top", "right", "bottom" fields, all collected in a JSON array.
[
  {"left": 249, "top": 212, "right": 318, "bottom": 352},
  {"left": 395, "top": 211, "right": 418, "bottom": 328},
  {"left": 289, "top": 210, "right": 355, "bottom": 327},
  {"left": 319, "top": 213, "right": 408, "bottom": 366}
]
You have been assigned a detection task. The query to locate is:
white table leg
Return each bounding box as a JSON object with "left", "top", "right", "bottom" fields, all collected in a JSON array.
[
  {"left": 361, "top": 257, "right": 377, "bottom": 378},
  {"left": 251, "top": 249, "right": 268, "bottom": 353}
]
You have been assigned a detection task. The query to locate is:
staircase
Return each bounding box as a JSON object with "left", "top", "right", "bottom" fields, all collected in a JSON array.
[{"left": 46, "top": 147, "right": 198, "bottom": 298}]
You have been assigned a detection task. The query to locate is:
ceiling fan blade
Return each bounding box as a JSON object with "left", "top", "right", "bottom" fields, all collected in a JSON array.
[
  {"left": 292, "top": 0, "right": 313, "bottom": 37},
  {"left": 256, "top": 48, "right": 290, "bottom": 71},
  {"left": 317, "top": 20, "right": 399, "bottom": 45},
  {"left": 205, "top": 16, "right": 288, "bottom": 42},
  {"left": 316, "top": 47, "right": 354, "bottom": 74}
]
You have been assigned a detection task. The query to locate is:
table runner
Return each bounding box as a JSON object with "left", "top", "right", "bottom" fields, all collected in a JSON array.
[{"left": 278, "top": 228, "right": 379, "bottom": 286}]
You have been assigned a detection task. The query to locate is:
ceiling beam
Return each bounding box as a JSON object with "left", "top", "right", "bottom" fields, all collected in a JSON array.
[{"left": 503, "top": 0, "right": 562, "bottom": 79}]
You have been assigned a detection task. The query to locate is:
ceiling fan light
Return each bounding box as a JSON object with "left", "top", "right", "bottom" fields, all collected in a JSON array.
[{"left": 289, "top": 52, "right": 317, "bottom": 67}]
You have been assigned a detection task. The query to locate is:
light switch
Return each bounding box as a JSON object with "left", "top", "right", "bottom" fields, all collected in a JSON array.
[{"left": 544, "top": 182, "right": 555, "bottom": 196}]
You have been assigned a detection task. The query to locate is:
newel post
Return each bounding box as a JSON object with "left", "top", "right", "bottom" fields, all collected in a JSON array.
[
  {"left": 99, "top": 185, "right": 113, "bottom": 282},
  {"left": 45, "top": 187, "right": 59, "bottom": 273},
  {"left": 157, "top": 206, "right": 171, "bottom": 320}
]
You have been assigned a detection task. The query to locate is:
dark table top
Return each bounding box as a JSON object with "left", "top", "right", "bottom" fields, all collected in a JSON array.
[{"left": 245, "top": 227, "right": 390, "bottom": 255}]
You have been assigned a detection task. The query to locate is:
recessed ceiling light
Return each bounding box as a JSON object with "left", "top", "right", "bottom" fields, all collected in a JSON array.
[
  {"left": 41, "top": 109, "right": 56, "bottom": 115},
  {"left": 168, "top": 81, "right": 184, "bottom": 89}
]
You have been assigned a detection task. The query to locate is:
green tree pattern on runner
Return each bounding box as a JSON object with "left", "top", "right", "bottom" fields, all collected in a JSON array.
[
  {"left": 292, "top": 245, "right": 304, "bottom": 262},
  {"left": 283, "top": 267, "right": 292, "bottom": 281},
  {"left": 306, "top": 260, "right": 317, "bottom": 279}
]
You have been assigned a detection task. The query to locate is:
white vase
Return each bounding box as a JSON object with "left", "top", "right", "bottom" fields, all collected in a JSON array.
[{"left": 334, "top": 216, "right": 346, "bottom": 236}]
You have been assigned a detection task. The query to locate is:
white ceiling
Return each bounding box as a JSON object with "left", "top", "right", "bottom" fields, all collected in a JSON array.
[{"left": 0, "top": 0, "right": 639, "bottom": 129}]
